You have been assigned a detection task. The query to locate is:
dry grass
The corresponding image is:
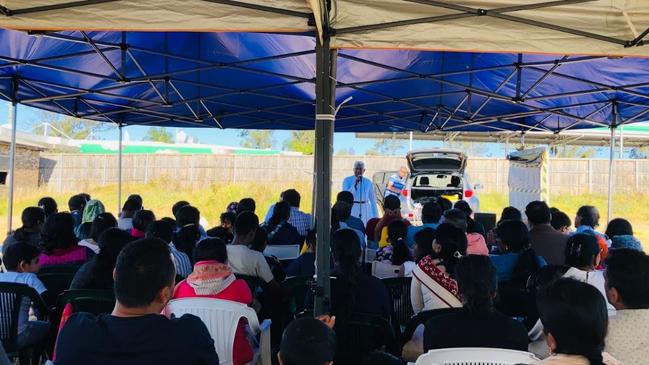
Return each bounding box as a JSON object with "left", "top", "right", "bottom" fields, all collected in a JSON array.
[
  {"left": 480, "top": 192, "right": 649, "bottom": 250},
  {"left": 0, "top": 183, "right": 646, "bottom": 250}
]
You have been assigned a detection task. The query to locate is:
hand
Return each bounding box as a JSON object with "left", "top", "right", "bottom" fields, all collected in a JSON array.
[{"left": 317, "top": 314, "right": 336, "bottom": 329}]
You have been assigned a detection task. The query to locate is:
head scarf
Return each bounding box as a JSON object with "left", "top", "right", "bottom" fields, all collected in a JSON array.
[
  {"left": 82, "top": 200, "right": 105, "bottom": 224},
  {"left": 187, "top": 260, "right": 236, "bottom": 295}
]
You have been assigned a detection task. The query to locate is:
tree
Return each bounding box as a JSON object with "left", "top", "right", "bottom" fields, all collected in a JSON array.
[
  {"left": 552, "top": 145, "right": 597, "bottom": 158},
  {"left": 629, "top": 147, "right": 648, "bottom": 159},
  {"left": 365, "top": 138, "right": 405, "bottom": 156},
  {"left": 238, "top": 130, "right": 275, "bottom": 149},
  {"left": 30, "top": 111, "right": 112, "bottom": 139},
  {"left": 144, "top": 127, "right": 174, "bottom": 144},
  {"left": 284, "top": 131, "right": 314, "bottom": 155}
]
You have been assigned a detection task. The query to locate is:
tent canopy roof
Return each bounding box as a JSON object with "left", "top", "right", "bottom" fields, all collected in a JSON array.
[{"left": 1, "top": 29, "right": 649, "bottom": 132}]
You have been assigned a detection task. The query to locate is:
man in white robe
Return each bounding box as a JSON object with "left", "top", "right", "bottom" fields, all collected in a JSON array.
[{"left": 341, "top": 161, "right": 378, "bottom": 226}]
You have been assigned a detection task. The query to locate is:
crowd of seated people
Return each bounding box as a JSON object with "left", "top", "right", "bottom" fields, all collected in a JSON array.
[{"left": 1, "top": 190, "right": 647, "bottom": 365}]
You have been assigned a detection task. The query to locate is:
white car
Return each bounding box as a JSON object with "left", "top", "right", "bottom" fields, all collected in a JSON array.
[{"left": 373, "top": 149, "right": 481, "bottom": 224}]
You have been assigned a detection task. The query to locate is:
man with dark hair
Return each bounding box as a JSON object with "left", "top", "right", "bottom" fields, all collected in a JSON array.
[
  {"left": 278, "top": 317, "right": 336, "bottom": 365},
  {"left": 336, "top": 191, "right": 365, "bottom": 232},
  {"left": 406, "top": 201, "right": 441, "bottom": 248},
  {"left": 573, "top": 205, "right": 608, "bottom": 242},
  {"left": 605, "top": 249, "right": 649, "bottom": 365},
  {"left": 55, "top": 238, "right": 219, "bottom": 365},
  {"left": 551, "top": 210, "right": 572, "bottom": 234},
  {"left": 264, "top": 189, "right": 312, "bottom": 237},
  {"left": 525, "top": 201, "right": 569, "bottom": 265},
  {"left": 172, "top": 200, "right": 190, "bottom": 219},
  {"left": 226, "top": 212, "right": 275, "bottom": 285},
  {"left": 126, "top": 194, "right": 143, "bottom": 209},
  {"left": 37, "top": 197, "right": 58, "bottom": 218},
  {"left": 237, "top": 198, "right": 256, "bottom": 214},
  {"left": 146, "top": 220, "right": 192, "bottom": 278},
  {"left": 68, "top": 194, "right": 87, "bottom": 230}
]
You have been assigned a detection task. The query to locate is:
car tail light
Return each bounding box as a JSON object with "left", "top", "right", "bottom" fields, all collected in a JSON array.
[
  {"left": 401, "top": 189, "right": 409, "bottom": 197},
  {"left": 464, "top": 190, "right": 474, "bottom": 198}
]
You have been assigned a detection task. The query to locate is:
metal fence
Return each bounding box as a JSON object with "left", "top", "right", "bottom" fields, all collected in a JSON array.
[{"left": 38, "top": 153, "right": 649, "bottom": 194}]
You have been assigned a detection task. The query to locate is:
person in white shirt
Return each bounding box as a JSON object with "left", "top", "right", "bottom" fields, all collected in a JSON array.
[
  {"left": 227, "top": 212, "right": 277, "bottom": 288},
  {"left": 562, "top": 233, "right": 616, "bottom": 315},
  {"left": 341, "top": 161, "right": 378, "bottom": 226},
  {"left": 604, "top": 249, "right": 649, "bottom": 365}
]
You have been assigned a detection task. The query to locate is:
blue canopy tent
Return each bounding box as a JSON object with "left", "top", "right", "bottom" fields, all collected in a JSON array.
[{"left": 2, "top": 0, "right": 649, "bottom": 314}]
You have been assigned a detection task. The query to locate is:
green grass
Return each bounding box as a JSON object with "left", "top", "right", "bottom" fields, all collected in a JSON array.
[{"left": 1, "top": 183, "right": 646, "bottom": 250}]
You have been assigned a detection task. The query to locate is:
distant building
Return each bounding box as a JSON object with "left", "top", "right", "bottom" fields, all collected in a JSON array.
[{"left": 0, "top": 134, "right": 46, "bottom": 190}]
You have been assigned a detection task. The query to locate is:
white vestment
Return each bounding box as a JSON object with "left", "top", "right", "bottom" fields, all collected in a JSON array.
[{"left": 342, "top": 175, "right": 379, "bottom": 226}]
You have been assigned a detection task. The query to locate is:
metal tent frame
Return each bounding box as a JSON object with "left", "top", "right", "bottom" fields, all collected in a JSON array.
[{"left": 3, "top": 0, "right": 649, "bottom": 315}]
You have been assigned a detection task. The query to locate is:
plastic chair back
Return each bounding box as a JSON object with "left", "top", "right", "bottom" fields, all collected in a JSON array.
[
  {"left": 415, "top": 347, "right": 539, "bottom": 365},
  {"left": 164, "top": 298, "right": 262, "bottom": 365},
  {"left": 56, "top": 289, "right": 115, "bottom": 318},
  {"left": 0, "top": 283, "right": 48, "bottom": 351},
  {"left": 364, "top": 248, "right": 377, "bottom": 263},
  {"left": 381, "top": 276, "right": 413, "bottom": 328},
  {"left": 263, "top": 245, "right": 300, "bottom": 261},
  {"left": 372, "top": 261, "right": 402, "bottom": 279},
  {"left": 281, "top": 276, "right": 311, "bottom": 318},
  {"left": 38, "top": 264, "right": 82, "bottom": 275},
  {"left": 334, "top": 312, "right": 398, "bottom": 365},
  {"left": 38, "top": 272, "right": 76, "bottom": 307}
]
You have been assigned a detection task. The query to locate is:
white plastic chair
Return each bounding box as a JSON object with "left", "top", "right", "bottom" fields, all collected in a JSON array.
[
  {"left": 264, "top": 244, "right": 300, "bottom": 260},
  {"left": 371, "top": 261, "right": 402, "bottom": 279},
  {"left": 364, "top": 247, "right": 377, "bottom": 263},
  {"left": 415, "top": 347, "right": 539, "bottom": 365},
  {"left": 164, "top": 298, "right": 271, "bottom": 365}
]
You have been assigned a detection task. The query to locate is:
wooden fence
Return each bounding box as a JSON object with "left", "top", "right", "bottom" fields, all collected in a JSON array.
[{"left": 37, "top": 153, "right": 649, "bottom": 194}]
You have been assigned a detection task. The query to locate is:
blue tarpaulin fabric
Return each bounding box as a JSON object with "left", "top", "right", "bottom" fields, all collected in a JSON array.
[{"left": 1, "top": 29, "right": 649, "bottom": 132}]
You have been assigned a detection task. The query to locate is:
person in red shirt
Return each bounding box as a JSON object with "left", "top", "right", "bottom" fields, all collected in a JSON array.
[
  {"left": 367, "top": 195, "right": 411, "bottom": 244},
  {"left": 174, "top": 238, "right": 253, "bottom": 365}
]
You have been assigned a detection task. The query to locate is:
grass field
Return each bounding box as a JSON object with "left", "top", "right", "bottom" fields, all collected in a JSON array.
[{"left": 0, "top": 183, "right": 646, "bottom": 250}]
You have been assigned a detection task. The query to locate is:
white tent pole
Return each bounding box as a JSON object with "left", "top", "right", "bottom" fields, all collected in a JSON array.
[
  {"left": 117, "top": 124, "right": 123, "bottom": 214},
  {"left": 607, "top": 104, "right": 617, "bottom": 224},
  {"left": 6, "top": 101, "right": 17, "bottom": 233},
  {"left": 619, "top": 125, "right": 624, "bottom": 159},
  {"left": 409, "top": 131, "right": 413, "bottom": 151}
]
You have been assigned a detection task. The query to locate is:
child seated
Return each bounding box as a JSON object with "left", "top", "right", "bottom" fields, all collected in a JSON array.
[{"left": 0, "top": 242, "right": 50, "bottom": 351}]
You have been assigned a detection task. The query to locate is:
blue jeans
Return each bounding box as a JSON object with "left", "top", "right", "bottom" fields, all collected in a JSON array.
[{"left": 17, "top": 321, "right": 50, "bottom": 350}]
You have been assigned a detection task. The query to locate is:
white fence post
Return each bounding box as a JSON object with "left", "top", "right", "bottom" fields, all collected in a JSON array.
[
  {"left": 635, "top": 159, "right": 640, "bottom": 193},
  {"left": 588, "top": 159, "right": 593, "bottom": 194}
]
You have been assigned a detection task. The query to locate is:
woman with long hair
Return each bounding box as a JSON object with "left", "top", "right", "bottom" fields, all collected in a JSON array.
[
  {"left": 262, "top": 201, "right": 302, "bottom": 245},
  {"left": 40, "top": 212, "right": 94, "bottom": 267},
  {"left": 424, "top": 255, "right": 528, "bottom": 351},
  {"left": 410, "top": 223, "right": 467, "bottom": 313},
  {"left": 328, "top": 229, "right": 391, "bottom": 319},
  {"left": 70, "top": 228, "right": 133, "bottom": 289},
  {"left": 536, "top": 278, "right": 618, "bottom": 365},
  {"left": 562, "top": 234, "right": 615, "bottom": 315}
]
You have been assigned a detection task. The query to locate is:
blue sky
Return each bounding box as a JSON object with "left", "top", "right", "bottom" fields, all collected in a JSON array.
[
  {"left": 0, "top": 100, "right": 625, "bottom": 158},
  {"left": 0, "top": 100, "right": 452, "bottom": 155}
]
